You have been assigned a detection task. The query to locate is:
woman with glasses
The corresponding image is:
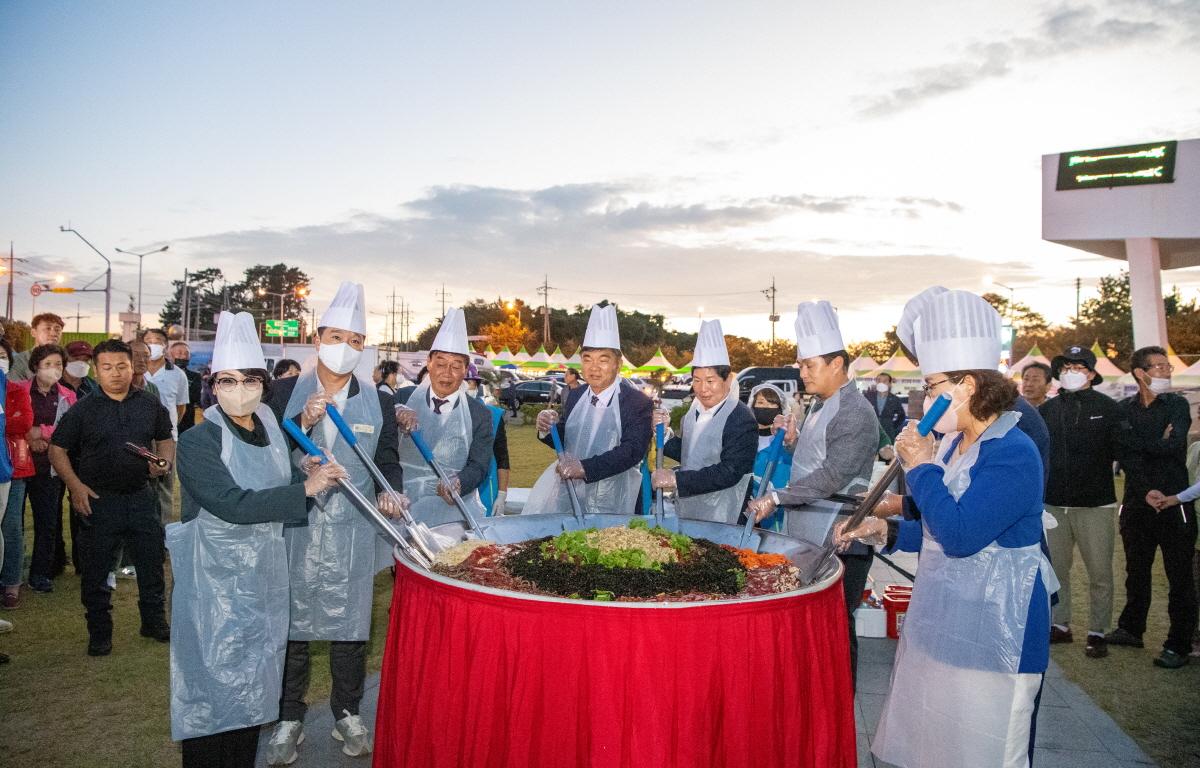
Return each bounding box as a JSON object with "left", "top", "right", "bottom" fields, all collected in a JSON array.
[
  {"left": 168, "top": 312, "right": 348, "bottom": 768},
  {"left": 838, "top": 288, "right": 1053, "bottom": 768}
]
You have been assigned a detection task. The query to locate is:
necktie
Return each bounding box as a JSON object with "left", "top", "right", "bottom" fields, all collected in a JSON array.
[
  {"left": 591, "top": 394, "right": 599, "bottom": 407},
  {"left": 432, "top": 397, "right": 448, "bottom": 414}
]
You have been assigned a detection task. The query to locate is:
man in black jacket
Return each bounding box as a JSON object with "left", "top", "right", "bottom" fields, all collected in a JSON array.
[
  {"left": 1106, "top": 346, "right": 1198, "bottom": 669},
  {"left": 863, "top": 372, "right": 906, "bottom": 441},
  {"left": 1040, "top": 344, "right": 1120, "bottom": 657}
]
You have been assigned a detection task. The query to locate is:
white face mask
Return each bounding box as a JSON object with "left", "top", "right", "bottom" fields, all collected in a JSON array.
[
  {"left": 1149, "top": 376, "right": 1172, "bottom": 395},
  {"left": 318, "top": 342, "right": 362, "bottom": 375},
  {"left": 923, "top": 383, "right": 966, "bottom": 434},
  {"left": 147, "top": 343, "right": 165, "bottom": 361},
  {"left": 216, "top": 388, "right": 262, "bottom": 417},
  {"left": 0, "top": 357, "right": 9, "bottom": 374},
  {"left": 66, "top": 361, "right": 90, "bottom": 379},
  {"left": 875, "top": 382, "right": 889, "bottom": 394},
  {"left": 36, "top": 366, "right": 63, "bottom": 387},
  {"left": 1058, "top": 370, "right": 1089, "bottom": 392}
]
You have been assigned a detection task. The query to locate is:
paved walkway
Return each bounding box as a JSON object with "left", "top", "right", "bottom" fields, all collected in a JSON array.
[{"left": 255, "top": 636, "right": 1156, "bottom": 767}]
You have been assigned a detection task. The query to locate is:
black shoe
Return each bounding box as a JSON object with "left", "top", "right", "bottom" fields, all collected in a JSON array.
[
  {"left": 1050, "top": 626, "right": 1074, "bottom": 644},
  {"left": 1153, "top": 649, "right": 1189, "bottom": 669},
  {"left": 1084, "top": 634, "right": 1108, "bottom": 658},
  {"left": 0, "top": 651, "right": 9, "bottom": 664},
  {"left": 140, "top": 623, "right": 170, "bottom": 642},
  {"left": 27, "top": 576, "right": 53, "bottom": 593},
  {"left": 1104, "top": 627, "right": 1144, "bottom": 648},
  {"left": 87, "top": 638, "right": 112, "bottom": 657}
]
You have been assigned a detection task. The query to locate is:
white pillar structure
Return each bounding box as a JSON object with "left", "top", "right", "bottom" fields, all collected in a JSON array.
[
  {"left": 1043, "top": 138, "right": 1200, "bottom": 352},
  {"left": 1126, "top": 238, "right": 1168, "bottom": 349}
]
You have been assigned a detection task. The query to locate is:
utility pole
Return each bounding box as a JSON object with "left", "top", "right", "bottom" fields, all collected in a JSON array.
[
  {"left": 64, "top": 303, "right": 89, "bottom": 332},
  {"left": 59, "top": 226, "right": 112, "bottom": 334},
  {"left": 536, "top": 274, "right": 552, "bottom": 345},
  {"left": 181, "top": 269, "right": 190, "bottom": 341},
  {"left": 6, "top": 242, "right": 13, "bottom": 319},
  {"left": 435, "top": 284, "right": 452, "bottom": 319},
  {"left": 389, "top": 288, "right": 398, "bottom": 360},
  {"left": 1075, "top": 277, "right": 1082, "bottom": 325},
  {"left": 762, "top": 276, "right": 779, "bottom": 346}
]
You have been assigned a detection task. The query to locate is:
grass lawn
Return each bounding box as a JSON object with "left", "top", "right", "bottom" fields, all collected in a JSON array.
[{"left": 0, "top": 425, "right": 1195, "bottom": 766}]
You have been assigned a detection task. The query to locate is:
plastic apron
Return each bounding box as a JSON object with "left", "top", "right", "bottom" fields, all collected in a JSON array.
[
  {"left": 397, "top": 382, "right": 488, "bottom": 527},
  {"left": 282, "top": 370, "right": 386, "bottom": 641},
  {"left": 872, "top": 412, "right": 1052, "bottom": 768},
  {"left": 525, "top": 384, "right": 641, "bottom": 516},
  {"left": 782, "top": 393, "right": 866, "bottom": 546},
  {"left": 165, "top": 404, "right": 293, "bottom": 741},
  {"left": 676, "top": 389, "right": 752, "bottom": 523}
]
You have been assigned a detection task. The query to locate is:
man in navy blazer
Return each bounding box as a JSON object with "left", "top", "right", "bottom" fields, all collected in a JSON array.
[{"left": 864, "top": 372, "right": 906, "bottom": 442}]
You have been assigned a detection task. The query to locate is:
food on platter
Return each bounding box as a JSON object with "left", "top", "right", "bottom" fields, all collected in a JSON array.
[{"left": 429, "top": 519, "right": 804, "bottom": 602}]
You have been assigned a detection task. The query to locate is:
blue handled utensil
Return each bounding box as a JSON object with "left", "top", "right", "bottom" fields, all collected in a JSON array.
[
  {"left": 737, "top": 429, "right": 786, "bottom": 549},
  {"left": 281, "top": 418, "right": 432, "bottom": 568},
  {"left": 651, "top": 420, "right": 680, "bottom": 532},
  {"left": 408, "top": 430, "right": 491, "bottom": 539},
  {"left": 549, "top": 424, "right": 587, "bottom": 531}
]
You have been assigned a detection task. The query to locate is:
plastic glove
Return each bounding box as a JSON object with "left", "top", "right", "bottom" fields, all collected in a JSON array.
[
  {"left": 491, "top": 490, "right": 508, "bottom": 516},
  {"left": 782, "top": 414, "right": 799, "bottom": 448},
  {"left": 746, "top": 494, "right": 778, "bottom": 523},
  {"left": 651, "top": 468, "right": 676, "bottom": 491},
  {"left": 394, "top": 405, "right": 419, "bottom": 434},
  {"left": 301, "top": 392, "right": 334, "bottom": 430},
  {"left": 651, "top": 408, "right": 672, "bottom": 428},
  {"left": 535, "top": 409, "right": 559, "bottom": 434},
  {"left": 303, "top": 460, "right": 349, "bottom": 496},
  {"left": 895, "top": 421, "right": 936, "bottom": 470},
  {"left": 377, "top": 490, "right": 411, "bottom": 519},
  {"left": 857, "top": 489, "right": 903, "bottom": 519},
  {"left": 436, "top": 473, "right": 462, "bottom": 505},
  {"left": 556, "top": 454, "right": 586, "bottom": 480},
  {"left": 878, "top": 445, "right": 896, "bottom": 464},
  {"left": 833, "top": 518, "right": 887, "bottom": 552}
]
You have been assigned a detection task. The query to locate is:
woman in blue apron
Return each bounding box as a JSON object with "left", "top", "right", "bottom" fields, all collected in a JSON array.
[
  {"left": 838, "top": 289, "right": 1053, "bottom": 768},
  {"left": 169, "top": 312, "right": 348, "bottom": 768},
  {"left": 745, "top": 383, "right": 795, "bottom": 531}
]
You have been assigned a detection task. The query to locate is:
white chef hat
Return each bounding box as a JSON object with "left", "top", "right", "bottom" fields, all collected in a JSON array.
[
  {"left": 912, "top": 290, "right": 1001, "bottom": 374},
  {"left": 896, "top": 286, "right": 948, "bottom": 359},
  {"left": 794, "top": 301, "right": 844, "bottom": 359},
  {"left": 691, "top": 319, "right": 730, "bottom": 368},
  {"left": 430, "top": 307, "right": 470, "bottom": 356},
  {"left": 210, "top": 311, "right": 266, "bottom": 373},
  {"left": 582, "top": 304, "right": 620, "bottom": 349},
  {"left": 318, "top": 281, "right": 367, "bottom": 336}
]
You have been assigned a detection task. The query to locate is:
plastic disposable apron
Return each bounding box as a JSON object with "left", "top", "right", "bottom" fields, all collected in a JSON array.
[
  {"left": 165, "top": 404, "right": 292, "bottom": 740},
  {"left": 282, "top": 370, "right": 385, "bottom": 641},
  {"left": 525, "top": 383, "right": 641, "bottom": 515},
  {"left": 873, "top": 412, "right": 1051, "bottom": 768},
  {"left": 676, "top": 389, "right": 751, "bottom": 523},
  {"left": 782, "top": 393, "right": 865, "bottom": 545},
  {"left": 397, "top": 381, "right": 487, "bottom": 527}
]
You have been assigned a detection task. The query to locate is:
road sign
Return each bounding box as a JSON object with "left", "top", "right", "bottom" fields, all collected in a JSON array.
[
  {"left": 265, "top": 319, "right": 300, "bottom": 338},
  {"left": 30, "top": 284, "right": 43, "bottom": 297}
]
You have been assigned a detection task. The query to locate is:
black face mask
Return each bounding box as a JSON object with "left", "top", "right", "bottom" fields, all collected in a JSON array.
[
  {"left": 753, "top": 406, "right": 781, "bottom": 427},
  {"left": 175, "top": 358, "right": 190, "bottom": 368}
]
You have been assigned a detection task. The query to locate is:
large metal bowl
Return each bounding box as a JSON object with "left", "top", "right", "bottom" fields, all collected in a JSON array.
[{"left": 392, "top": 513, "right": 842, "bottom": 606}]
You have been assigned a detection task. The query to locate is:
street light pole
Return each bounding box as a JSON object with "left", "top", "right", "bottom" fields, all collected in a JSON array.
[
  {"left": 60, "top": 226, "right": 111, "bottom": 334},
  {"left": 116, "top": 245, "right": 169, "bottom": 327}
]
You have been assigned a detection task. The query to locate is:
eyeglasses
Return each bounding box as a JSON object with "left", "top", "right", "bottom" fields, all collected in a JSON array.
[
  {"left": 921, "top": 377, "right": 953, "bottom": 396},
  {"left": 213, "top": 377, "right": 264, "bottom": 393},
  {"left": 1142, "top": 362, "right": 1173, "bottom": 373}
]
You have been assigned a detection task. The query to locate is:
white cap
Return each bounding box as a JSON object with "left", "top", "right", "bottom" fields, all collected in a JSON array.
[
  {"left": 912, "top": 290, "right": 1001, "bottom": 375},
  {"left": 691, "top": 319, "right": 729, "bottom": 368},
  {"left": 430, "top": 306, "right": 470, "bottom": 356},
  {"left": 318, "top": 281, "right": 366, "bottom": 336},
  {"left": 896, "top": 286, "right": 948, "bottom": 358},
  {"left": 793, "top": 301, "right": 844, "bottom": 359},
  {"left": 582, "top": 304, "right": 620, "bottom": 349},
  {"left": 210, "top": 311, "right": 266, "bottom": 373}
]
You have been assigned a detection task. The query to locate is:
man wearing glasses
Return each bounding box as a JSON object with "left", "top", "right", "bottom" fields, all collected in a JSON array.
[{"left": 1106, "top": 346, "right": 1199, "bottom": 669}]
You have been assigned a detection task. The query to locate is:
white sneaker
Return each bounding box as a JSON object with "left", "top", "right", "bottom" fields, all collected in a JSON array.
[
  {"left": 0, "top": 618, "right": 12, "bottom": 633},
  {"left": 331, "top": 709, "right": 372, "bottom": 757},
  {"left": 106, "top": 572, "right": 117, "bottom": 591},
  {"left": 118, "top": 566, "right": 136, "bottom": 579},
  {"left": 265, "top": 720, "right": 304, "bottom": 765}
]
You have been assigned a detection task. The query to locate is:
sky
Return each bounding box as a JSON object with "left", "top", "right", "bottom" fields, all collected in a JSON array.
[{"left": 2, "top": 0, "right": 1199, "bottom": 347}]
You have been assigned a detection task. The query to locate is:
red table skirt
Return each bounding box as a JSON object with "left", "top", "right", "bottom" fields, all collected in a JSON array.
[{"left": 374, "top": 561, "right": 856, "bottom": 768}]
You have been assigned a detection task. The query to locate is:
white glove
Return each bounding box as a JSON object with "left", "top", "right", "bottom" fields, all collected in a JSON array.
[{"left": 492, "top": 490, "right": 508, "bottom": 516}]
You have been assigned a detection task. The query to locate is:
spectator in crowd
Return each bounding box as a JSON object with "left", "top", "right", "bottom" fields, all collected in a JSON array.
[
  {"left": 61, "top": 341, "right": 97, "bottom": 399},
  {"left": 0, "top": 338, "right": 33, "bottom": 609},
  {"left": 563, "top": 367, "right": 582, "bottom": 393},
  {"left": 864, "top": 372, "right": 906, "bottom": 442},
  {"left": 169, "top": 342, "right": 202, "bottom": 434},
  {"left": 1021, "top": 362, "right": 1052, "bottom": 408},
  {"left": 141, "top": 328, "right": 189, "bottom": 521},
  {"left": 272, "top": 358, "right": 301, "bottom": 380},
  {"left": 48, "top": 339, "right": 174, "bottom": 657},
  {"left": 1040, "top": 345, "right": 1120, "bottom": 657},
  {"left": 20, "top": 344, "right": 77, "bottom": 592},
  {"left": 0, "top": 338, "right": 12, "bottom": 647},
  {"left": 377, "top": 360, "right": 401, "bottom": 396},
  {"left": 1106, "top": 346, "right": 1198, "bottom": 669},
  {"left": 9, "top": 312, "right": 65, "bottom": 381},
  {"left": 130, "top": 339, "right": 159, "bottom": 397},
  {"left": 469, "top": 366, "right": 510, "bottom": 516}
]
